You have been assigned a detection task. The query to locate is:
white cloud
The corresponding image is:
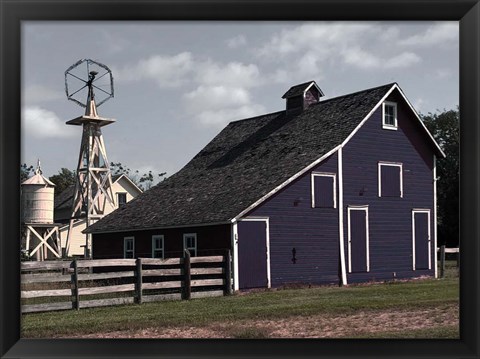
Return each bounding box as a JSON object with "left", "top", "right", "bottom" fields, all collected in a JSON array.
[
  {"left": 258, "top": 23, "right": 378, "bottom": 58},
  {"left": 183, "top": 85, "right": 264, "bottom": 128},
  {"left": 196, "top": 61, "right": 261, "bottom": 88},
  {"left": 115, "top": 52, "right": 194, "bottom": 87},
  {"left": 341, "top": 47, "right": 381, "bottom": 69},
  {"left": 413, "top": 98, "right": 426, "bottom": 113},
  {"left": 22, "top": 106, "right": 76, "bottom": 139},
  {"left": 384, "top": 52, "right": 421, "bottom": 68},
  {"left": 341, "top": 48, "right": 421, "bottom": 70},
  {"left": 399, "top": 22, "right": 458, "bottom": 46},
  {"left": 195, "top": 104, "right": 265, "bottom": 128},
  {"left": 24, "top": 84, "right": 63, "bottom": 104},
  {"left": 226, "top": 34, "right": 247, "bottom": 48},
  {"left": 256, "top": 23, "right": 424, "bottom": 73},
  {"left": 184, "top": 86, "right": 251, "bottom": 111}
]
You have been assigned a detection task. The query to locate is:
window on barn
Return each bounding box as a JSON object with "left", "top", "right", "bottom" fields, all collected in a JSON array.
[
  {"left": 311, "top": 172, "right": 336, "bottom": 208},
  {"left": 117, "top": 192, "right": 127, "bottom": 207},
  {"left": 382, "top": 101, "right": 397, "bottom": 130},
  {"left": 183, "top": 233, "right": 197, "bottom": 257},
  {"left": 152, "top": 235, "right": 164, "bottom": 259},
  {"left": 124, "top": 237, "right": 135, "bottom": 258},
  {"left": 378, "top": 162, "right": 403, "bottom": 198}
]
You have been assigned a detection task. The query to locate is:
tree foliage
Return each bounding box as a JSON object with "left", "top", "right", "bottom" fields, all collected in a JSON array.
[
  {"left": 49, "top": 168, "right": 76, "bottom": 194},
  {"left": 110, "top": 162, "right": 166, "bottom": 191},
  {"left": 421, "top": 108, "right": 459, "bottom": 247},
  {"left": 20, "top": 163, "right": 35, "bottom": 182}
]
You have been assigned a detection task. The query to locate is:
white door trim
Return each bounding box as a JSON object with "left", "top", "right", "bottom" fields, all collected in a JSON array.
[
  {"left": 347, "top": 206, "right": 370, "bottom": 273},
  {"left": 412, "top": 209, "right": 431, "bottom": 271},
  {"left": 236, "top": 217, "right": 271, "bottom": 289}
]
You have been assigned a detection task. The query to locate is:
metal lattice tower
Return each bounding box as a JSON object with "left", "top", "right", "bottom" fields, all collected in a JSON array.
[{"left": 64, "top": 59, "right": 116, "bottom": 258}]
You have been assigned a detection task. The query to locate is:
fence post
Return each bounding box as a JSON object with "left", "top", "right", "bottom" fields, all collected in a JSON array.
[
  {"left": 70, "top": 259, "right": 79, "bottom": 310},
  {"left": 440, "top": 245, "right": 446, "bottom": 278},
  {"left": 183, "top": 250, "right": 191, "bottom": 300},
  {"left": 225, "top": 250, "right": 233, "bottom": 295},
  {"left": 135, "top": 258, "right": 143, "bottom": 304}
]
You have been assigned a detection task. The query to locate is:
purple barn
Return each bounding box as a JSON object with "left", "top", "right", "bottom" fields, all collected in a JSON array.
[{"left": 86, "top": 81, "right": 445, "bottom": 290}]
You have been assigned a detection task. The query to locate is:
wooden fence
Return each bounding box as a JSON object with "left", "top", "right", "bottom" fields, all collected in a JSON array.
[
  {"left": 437, "top": 246, "right": 459, "bottom": 278},
  {"left": 21, "top": 251, "right": 232, "bottom": 314}
]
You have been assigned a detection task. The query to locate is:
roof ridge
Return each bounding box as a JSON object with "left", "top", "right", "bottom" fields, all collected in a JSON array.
[
  {"left": 315, "top": 82, "right": 397, "bottom": 106},
  {"left": 228, "top": 109, "right": 285, "bottom": 125}
]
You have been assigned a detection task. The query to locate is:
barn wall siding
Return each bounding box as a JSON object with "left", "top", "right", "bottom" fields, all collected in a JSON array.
[
  {"left": 92, "top": 224, "right": 231, "bottom": 259},
  {"left": 342, "top": 90, "right": 435, "bottom": 283},
  {"left": 246, "top": 152, "right": 340, "bottom": 287}
]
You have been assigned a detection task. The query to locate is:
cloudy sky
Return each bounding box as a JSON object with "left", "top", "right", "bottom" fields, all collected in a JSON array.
[{"left": 22, "top": 21, "right": 458, "bottom": 181}]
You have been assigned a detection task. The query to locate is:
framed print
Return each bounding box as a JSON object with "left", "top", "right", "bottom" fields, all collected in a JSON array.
[{"left": 1, "top": 0, "right": 479, "bottom": 358}]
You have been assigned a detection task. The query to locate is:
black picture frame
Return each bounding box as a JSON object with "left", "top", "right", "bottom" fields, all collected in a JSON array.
[{"left": 1, "top": 0, "right": 478, "bottom": 358}]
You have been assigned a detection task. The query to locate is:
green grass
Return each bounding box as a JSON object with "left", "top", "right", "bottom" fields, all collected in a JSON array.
[{"left": 22, "top": 273, "right": 459, "bottom": 338}]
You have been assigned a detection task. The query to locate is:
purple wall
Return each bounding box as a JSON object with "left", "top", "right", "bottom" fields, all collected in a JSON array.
[
  {"left": 342, "top": 90, "right": 435, "bottom": 283},
  {"left": 246, "top": 152, "right": 340, "bottom": 287},
  {"left": 243, "top": 89, "right": 436, "bottom": 287}
]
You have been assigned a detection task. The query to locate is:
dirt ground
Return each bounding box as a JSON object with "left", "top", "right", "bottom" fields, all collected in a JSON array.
[{"left": 66, "top": 303, "right": 458, "bottom": 339}]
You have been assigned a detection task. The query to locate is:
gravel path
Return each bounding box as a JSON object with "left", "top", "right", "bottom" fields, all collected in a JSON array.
[{"left": 65, "top": 303, "right": 458, "bottom": 339}]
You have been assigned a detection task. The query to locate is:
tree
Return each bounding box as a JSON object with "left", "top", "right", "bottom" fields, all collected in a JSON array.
[
  {"left": 49, "top": 168, "right": 76, "bottom": 194},
  {"left": 421, "top": 108, "right": 459, "bottom": 248},
  {"left": 20, "top": 163, "right": 34, "bottom": 182},
  {"left": 110, "top": 162, "right": 166, "bottom": 191}
]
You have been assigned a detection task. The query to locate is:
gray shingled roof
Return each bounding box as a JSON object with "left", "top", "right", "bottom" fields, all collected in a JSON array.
[{"left": 86, "top": 83, "right": 397, "bottom": 234}]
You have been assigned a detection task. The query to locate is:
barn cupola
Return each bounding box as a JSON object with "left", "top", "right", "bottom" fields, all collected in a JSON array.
[{"left": 282, "top": 81, "right": 324, "bottom": 114}]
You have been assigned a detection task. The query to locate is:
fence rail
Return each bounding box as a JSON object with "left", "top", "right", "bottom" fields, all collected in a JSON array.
[
  {"left": 21, "top": 250, "right": 232, "bottom": 314},
  {"left": 437, "top": 246, "right": 460, "bottom": 278}
]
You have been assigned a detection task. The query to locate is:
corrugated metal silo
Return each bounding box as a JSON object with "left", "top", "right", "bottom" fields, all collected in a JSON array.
[{"left": 21, "top": 168, "right": 56, "bottom": 224}]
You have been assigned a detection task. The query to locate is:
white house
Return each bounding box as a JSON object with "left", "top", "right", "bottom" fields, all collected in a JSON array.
[{"left": 54, "top": 174, "right": 142, "bottom": 256}]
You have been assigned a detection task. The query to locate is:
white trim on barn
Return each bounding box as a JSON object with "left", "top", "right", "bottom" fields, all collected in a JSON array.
[
  {"left": 236, "top": 217, "right": 271, "bottom": 289},
  {"left": 378, "top": 161, "right": 404, "bottom": 198},
  {"left": 311, "top": 172, "right": 337, "bottom": 208},
  {"left": 382, "top": 101, "right": 398, "bottom": 130},
  {"left": 393, "top": 85, "right": 446, "bottom": 158},
  {"left": 232, "top": 145, "right": 341, "bottom": 222},
  {"left": 123, "top": 236, "right": 135, "bottom": 259},
  {"left": 231, "top": 222, "right": 239, "bottom": 291},
  {"left": 338, "top": 146, "right": 348, "bottom": 285},
  {"left": 412, "top": 209, "right": 432, "bottom": 271},
  {"left": 183, "top": 233, "right": 197, "bottom": 257},
  {"left": 433, "top": 155, "right": 438, "bottom": 278},
  {"left": 341, "top": 83, "right": 445, "bottom": 158},
  {"left": 347, "top": 205, "right": 370, "bottom": 273},
  {"left": 151, "top": 234, "right": 165, "bottom": 259}
]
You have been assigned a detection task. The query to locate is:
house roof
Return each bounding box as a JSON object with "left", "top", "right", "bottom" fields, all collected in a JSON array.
[
  {"left": 54, "top": 173, "right": 142, "bottom": 210},
  {"left": 87, "top": 81, "right": 446, "bottom": 234},
  {"left": 282, "top": 80, "right": 324, "bottom": 98}
]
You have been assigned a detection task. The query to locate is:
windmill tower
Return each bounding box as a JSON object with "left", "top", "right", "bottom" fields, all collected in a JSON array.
[
  {"left": 64, "top": 59, "right": 116, "bottom": 258},
  {"left": 21, "top": 160, "right": 62, "bottom": 260}
]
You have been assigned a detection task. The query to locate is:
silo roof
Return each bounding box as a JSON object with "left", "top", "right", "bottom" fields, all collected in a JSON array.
[{"left": 21, "top": 173, "right": 55, "bottom": 186}]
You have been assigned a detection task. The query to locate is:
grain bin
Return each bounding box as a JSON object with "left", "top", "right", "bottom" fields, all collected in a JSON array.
[{"left": 21, "top": 165, "right": 56, "bottom": 224}]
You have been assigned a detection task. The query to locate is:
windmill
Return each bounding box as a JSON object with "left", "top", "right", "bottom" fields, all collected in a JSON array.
[{"left": 64, "top": 59, "right": 116, "bottom": 258}]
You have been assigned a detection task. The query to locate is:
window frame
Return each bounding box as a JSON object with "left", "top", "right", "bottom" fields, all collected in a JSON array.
[
  {"left": 311, "top": 172, "right": 337, "bottom": 208},
  {"left": 152, "top": 235, "right": 165, "bottom": 259},
  {"left": 378, "top": 161, "right": 403, "bottom": 198},
  {"left": 183, "top": 233, "right": 197, "bottom": 257},
  {"left": 382, "top": 101, "right": 398, "bottom": 130},
  {"left": 117, "top": 192, "right": 127, "bottom": 207},
  {"left": 123, "top": 236, "right": 135, "bottom": 259}
]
